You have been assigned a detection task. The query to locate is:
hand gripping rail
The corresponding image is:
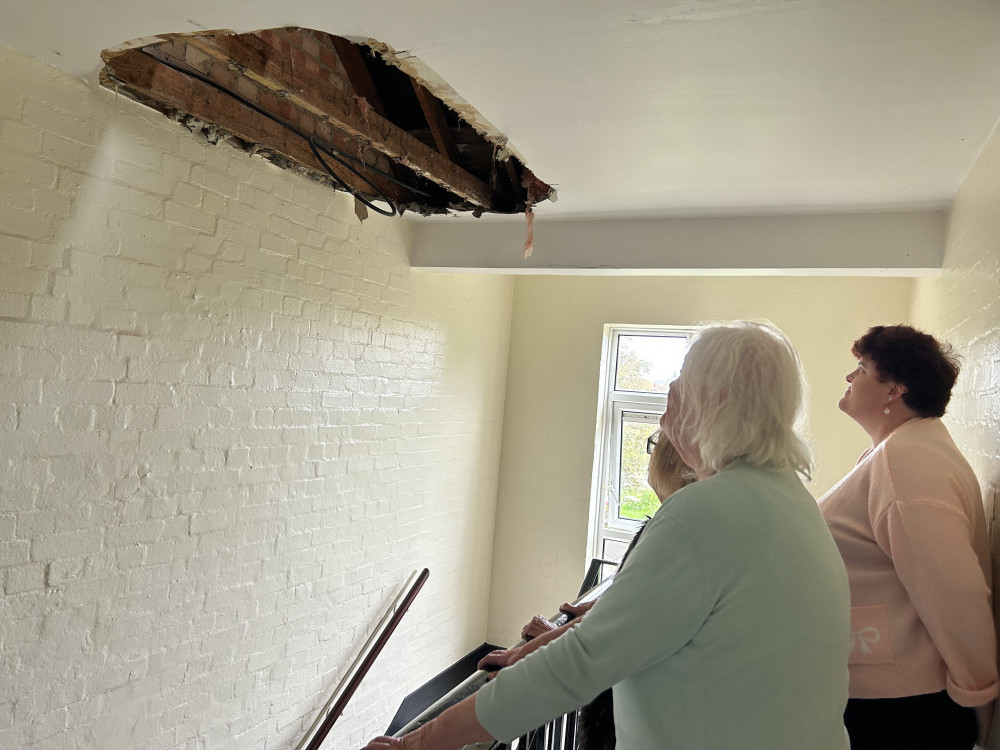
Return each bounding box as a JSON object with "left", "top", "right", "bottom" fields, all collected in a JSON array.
[{"left": 391, "top": 574, "right": 616, "bottom": 750}]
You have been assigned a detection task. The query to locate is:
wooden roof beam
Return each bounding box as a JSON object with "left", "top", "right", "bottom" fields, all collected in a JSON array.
[
  {"left": 186, "top": 33, "right": 493, "bottom": 209},
  {"left": 328, "top": 35, "right": 389, "bottom": 119},
  {"left": 325, "top": 35, "right": 410, "bottom": 191},
  {"left": 411, "top": 81, "right": 462, "bottom": 164},
  {"left": 100, "top": 47, "right": 411, "bottom": 206}
]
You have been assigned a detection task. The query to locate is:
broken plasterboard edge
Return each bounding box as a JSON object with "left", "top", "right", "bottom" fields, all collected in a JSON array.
[
  {"left": 100, "top": 30, "right": 238, "bottom": 62},
  {"left": 362, "top": 38, "right": 528, "bottom": 167}
]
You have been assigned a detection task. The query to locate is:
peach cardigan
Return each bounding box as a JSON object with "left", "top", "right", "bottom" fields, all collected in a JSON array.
[{"left": 819, "top": 417, "right": 998, "bottom": 706}]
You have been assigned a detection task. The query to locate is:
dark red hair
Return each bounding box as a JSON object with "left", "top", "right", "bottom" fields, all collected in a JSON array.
[{"left": 851, "top": 325, "right": 960, "bottom": 418}]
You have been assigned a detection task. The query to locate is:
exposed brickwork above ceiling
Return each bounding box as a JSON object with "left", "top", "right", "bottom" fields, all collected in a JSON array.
[{"left": 100, "top": 28, "right": 553, "bottom": 217}]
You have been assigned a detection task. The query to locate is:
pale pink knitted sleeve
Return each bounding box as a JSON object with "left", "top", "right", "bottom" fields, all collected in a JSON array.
[{"left": 873, "top": 496, "right": 998, "bottom": 706}]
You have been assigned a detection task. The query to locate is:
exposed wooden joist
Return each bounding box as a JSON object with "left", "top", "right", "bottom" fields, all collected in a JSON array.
[
  {"left": 411, "top": 81, "right": 462, "bottom": 164},
  {"left": 185, "top": 33, "right": 493, "bottom": 209},
  {"left": 326, "top": 34, "right": 411, "bottom": 190},
  {"left": 504, "top": 157, "right": 523, "bottom": 203},
  {"left": 328, "top": 35, "right": 390, "bottom": 119},
  {"left": 101, "top": 47, "right": 411, "bottom": 206}
]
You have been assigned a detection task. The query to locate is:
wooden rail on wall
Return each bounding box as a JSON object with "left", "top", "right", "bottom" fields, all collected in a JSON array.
[{"left": 296, "top": 568, "right": 430, "bottom": 750}]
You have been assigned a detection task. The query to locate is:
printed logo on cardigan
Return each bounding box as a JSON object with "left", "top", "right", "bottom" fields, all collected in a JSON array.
[{"left": 849, "top": 605, "right": 893, "bottom": 665}]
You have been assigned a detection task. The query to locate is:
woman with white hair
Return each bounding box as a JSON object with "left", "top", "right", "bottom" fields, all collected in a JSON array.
[{"left": 362, "top": 321, "right": 851, "bottom": 750}]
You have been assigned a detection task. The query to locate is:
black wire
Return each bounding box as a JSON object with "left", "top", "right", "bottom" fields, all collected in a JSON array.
[
  {"left": 306, "top": 135, "right": 394, "bottom": 216},
  {"left": 137, "top": 47, "right": 396, "bottom": 215},
  {"left": 137, "top": 47, "right": 437, "bottom": 214}
]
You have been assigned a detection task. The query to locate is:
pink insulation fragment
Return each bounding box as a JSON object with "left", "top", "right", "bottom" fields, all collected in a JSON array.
[
  {"left": 523, "top": 207, "right": 535, "bottom": 259},
  {"left": 520, "top": 169, "right": 551, "bottom": 260},
  {"left": 353, "top": 95, "right": 372, "bottom": 124}
]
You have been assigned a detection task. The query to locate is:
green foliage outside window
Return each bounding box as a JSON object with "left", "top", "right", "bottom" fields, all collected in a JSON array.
[
  {"left": 620, "top": 486, "right": 660, "bottom": 520},
  {"left": 615, "top": 340, "right": 661, "bottom": 393},
  {"left": 612, "top": 333, "right": 686, "bottom": 521},
  {"left": 620, "top": 421, "right": 659, "bottom": 520}
]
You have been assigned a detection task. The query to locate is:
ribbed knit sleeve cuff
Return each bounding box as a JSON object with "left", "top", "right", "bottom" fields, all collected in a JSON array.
[{"left": 947, "top": 675, "right": 999, "bottom": 707}]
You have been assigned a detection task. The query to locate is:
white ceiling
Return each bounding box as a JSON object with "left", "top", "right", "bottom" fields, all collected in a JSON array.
[{"left": 3, "top": 0, "right": 1000, "bottom": 223}]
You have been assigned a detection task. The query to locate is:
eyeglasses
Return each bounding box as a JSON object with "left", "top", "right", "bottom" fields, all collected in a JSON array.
[{"left": 646, "top": 431, "right": 658, "bottom": 455}]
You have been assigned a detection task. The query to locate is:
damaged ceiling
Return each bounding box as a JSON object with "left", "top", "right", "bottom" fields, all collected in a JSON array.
[
  {"left": 3, "top": 0, "right": 1000, "bottom": 237},
  {"left": 99, "top": 28, "right": 554, "bottom": 219}
]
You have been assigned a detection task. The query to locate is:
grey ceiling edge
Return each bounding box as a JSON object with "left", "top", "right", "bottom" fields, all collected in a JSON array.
[{"left": 409, "top": 211, "right": 946, "bottom": 276}]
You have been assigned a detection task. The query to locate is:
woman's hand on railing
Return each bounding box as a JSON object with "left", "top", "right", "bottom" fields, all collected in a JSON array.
[
  {"left": 362, "top": 734, "right": 431, "bottom": 750},
  {"left": 490, "top": 610, "right": 591, "bottom": 678},
  {"left": 362, "top": 736, "right": 408, "bottom": 749},
  {"left": 520, "top": 615, "right": 557, "bottom": 640},
  {"left": 362, "top": 694, "right": 494, "bottom": 750},
  {"left": 477, "top": 645, "right": 526, "bottom": 676},
  {"left": 520, "top": 597, "right": 599, "bottom": 641},
  {"left": 559, "top": 600, "right": 595, "bottom": 619}
]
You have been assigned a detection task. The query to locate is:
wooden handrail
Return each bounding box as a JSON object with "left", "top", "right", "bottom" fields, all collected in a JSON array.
[{"left": 297, "top": 568, "right": 430, "bottom": 750}]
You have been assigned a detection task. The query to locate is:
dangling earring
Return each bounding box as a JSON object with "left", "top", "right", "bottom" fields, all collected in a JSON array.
[{"left": 883, "top": 406, "right": 890, "bottom": 415}]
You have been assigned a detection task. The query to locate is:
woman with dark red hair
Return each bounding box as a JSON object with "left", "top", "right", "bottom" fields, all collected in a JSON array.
[{"left": 819, "top": 325, "right": 998, "bottom": 750}]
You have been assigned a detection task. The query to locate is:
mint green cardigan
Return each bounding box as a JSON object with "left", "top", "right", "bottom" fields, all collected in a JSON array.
[{"left": 476, "top": 462, "right": 852, "bottom": 749}]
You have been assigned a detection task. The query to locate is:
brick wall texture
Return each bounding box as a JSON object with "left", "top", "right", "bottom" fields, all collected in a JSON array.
[
  {"left": 913, "top": 119, "right": 1000, "bottom": 525},
  {"left": 910, "top": 122, "right": 1000, "bottom": 750},
  {"left": 5, "top": 34, "right": 1000, "bottom": 750},
  {"left": 0, "top": 43, "right": 512, "bottom": 749}
]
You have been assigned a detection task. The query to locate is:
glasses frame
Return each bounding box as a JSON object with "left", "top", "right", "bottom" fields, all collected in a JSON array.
[{"left": 645, "top": 431, "right": 658, "bottom": 455}]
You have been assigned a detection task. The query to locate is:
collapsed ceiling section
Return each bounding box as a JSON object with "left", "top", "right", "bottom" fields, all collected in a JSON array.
[{"left": 99, "top": 28, "right": 554, "bottom": 217}]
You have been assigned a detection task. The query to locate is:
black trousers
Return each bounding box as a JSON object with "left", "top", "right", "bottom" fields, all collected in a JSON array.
[{"left": 844, "top": 691, "right": 977, "bottom": 750}]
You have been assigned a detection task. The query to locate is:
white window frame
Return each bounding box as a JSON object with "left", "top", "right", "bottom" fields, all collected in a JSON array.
[{"left": 587, "top": 325, "right": 693, "bottom": 566}]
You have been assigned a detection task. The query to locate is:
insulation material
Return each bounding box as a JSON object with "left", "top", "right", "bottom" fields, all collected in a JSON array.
[
  {"left": 524, "top": 207, "right": 535, "bottom": 259},
  {"left": 521, "top": 169, "right": 553, "bottom": 259}
]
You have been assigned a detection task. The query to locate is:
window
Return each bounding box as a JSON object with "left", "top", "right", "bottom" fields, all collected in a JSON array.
[{"left": 589, "top": 326, "right": 693, "bottom": 573}]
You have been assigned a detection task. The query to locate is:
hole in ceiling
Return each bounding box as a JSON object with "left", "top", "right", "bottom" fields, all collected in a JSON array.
[{"left": 99, "top": 28, "right": 554, "bottom": 218}]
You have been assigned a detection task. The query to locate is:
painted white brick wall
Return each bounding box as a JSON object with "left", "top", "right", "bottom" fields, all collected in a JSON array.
[
  {"left": 912, "top": 120, "right": 1000, "bottom": 486},
  {"left": 910, "top": 119, "right": 1000, "bottom": 750},
  {"left": 0, "top": 44, "right": 512, "bottom": 749}
]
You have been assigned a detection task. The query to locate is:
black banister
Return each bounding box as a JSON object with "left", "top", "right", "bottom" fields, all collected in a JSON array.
[{"left": 578, "top": 558, "right": 617, "bottom": 597}]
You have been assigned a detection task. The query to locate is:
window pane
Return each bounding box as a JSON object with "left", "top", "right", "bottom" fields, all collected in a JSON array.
[
  {"left": 614, "top": 334, "right": 686, "bottom": 393},
  {"left": 619, "top": 419, "right": 660, "bottom": 521},
  {"left": 600, "top": 538, "right": 629, "bottom": 581},
  {"left": 601, "top": 538, "right": 629, "bottom": 565}
]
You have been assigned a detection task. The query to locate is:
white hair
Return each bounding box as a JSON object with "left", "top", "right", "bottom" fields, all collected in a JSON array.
[{"left": 672, "top": 320, "right": 812, "bottom": 479}]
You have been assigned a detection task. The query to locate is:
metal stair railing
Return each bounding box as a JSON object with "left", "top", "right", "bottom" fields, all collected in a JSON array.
[{"left": 391, "top": 565, "right": 618, "bottom": 750}]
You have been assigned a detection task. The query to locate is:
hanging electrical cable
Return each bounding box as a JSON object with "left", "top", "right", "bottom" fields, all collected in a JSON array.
[{"left": 137, "top": 47, "right": 439, "bottom": 216}]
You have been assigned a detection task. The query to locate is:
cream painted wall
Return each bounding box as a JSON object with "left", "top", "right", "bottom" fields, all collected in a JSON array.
[
  {"left": 912, "top": 120, "right": 1000, "bottom": 489},
  {"left": 487, "top": 275, "right": 913, "bottom": 644},
  {"left": 6, "top": 32, "right": 997, "bottom": 748},
  {"left": 911, "top": 120, "right": 1000, "bottom": 749},
  {"left": 0, "top": 45, "right": 512, "bottom": 749}
]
